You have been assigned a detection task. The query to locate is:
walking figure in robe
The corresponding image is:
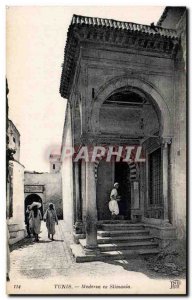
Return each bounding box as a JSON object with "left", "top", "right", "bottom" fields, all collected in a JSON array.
[
  {"left": 29, "top": 202, "right": 42, "bottom": 242},
  {"left": 44, "top": 203, "right": 58, "bottom": 241}
]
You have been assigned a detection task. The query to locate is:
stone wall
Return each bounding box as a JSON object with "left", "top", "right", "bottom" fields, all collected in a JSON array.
[
  {"left": 7, "top": 120, "right": 20, "bottom": 162},
  {"left": 24, "top": 172, "right": 63, "bottom": 219},
  {"left": 60, "top": 104, "right": 74, "bottom": 229},
  {"left": 171, "top": 13, "right": 186, "bottom": 239},
  {"left": 99, "top": 103, "right": 159, "bottom": 136},
  {"left": 8, "top": 160, "right": 25, "bottom": 229}
]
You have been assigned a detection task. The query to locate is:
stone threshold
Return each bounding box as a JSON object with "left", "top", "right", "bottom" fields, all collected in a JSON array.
[{"left": 70, "top": 244, "right": 159, "bottom": 263}]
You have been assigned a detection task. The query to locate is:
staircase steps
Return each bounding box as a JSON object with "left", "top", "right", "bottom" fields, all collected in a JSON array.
[
  {"left": 98, "top": 229, "right": 150, "bottom": 237},
  {"left": 102, "top": 223, "right": 145, "bottom": 231},
  {"left": 71, "top": 222, "right": 159, "bottom": 262},
  {"left": 80, "top": 239, "right": 158, "bottom": 251},
  {"left": 97, "top": 220, "right": 133, "bottom": 224},
  {"left": 9, "top": 231, "right": 18, "bottom": 239},
  {"left": 8, "top": 224, "right": 20, "bottom": 231},
  {"left": 97, "top": 235, "right": 153, "bottom": 244},
  {"left": 8, "top": 223, "right": 26, "bottom": 245}
]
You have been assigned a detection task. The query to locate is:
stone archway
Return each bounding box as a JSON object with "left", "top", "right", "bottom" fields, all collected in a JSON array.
[
  {"left": 24, "top": 194, "right": 43, "bottom": 219},
  {"left": 94, "top": 157, "right": 137, "bottom": 181},
  {"left": 91, "top": 75, "right": 173, "bottom": 139},
  {"left": 90, "top": 75, "right": 173, "bottom": 223}
]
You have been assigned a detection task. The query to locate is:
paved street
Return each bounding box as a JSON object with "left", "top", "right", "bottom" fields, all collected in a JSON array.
[
  {"left": 8, "top": 221, "right": 186, "bottom": 295},
  {"left": 10, "top": 221, "right": 148, "bottom": 280},
  {"left": 10, "top": 221, "right": 74, "bottom": 279}
]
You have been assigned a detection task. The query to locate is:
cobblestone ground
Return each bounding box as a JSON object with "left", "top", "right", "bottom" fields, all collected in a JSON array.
[
  {"left": 10, "top": 221, "right": 74, "bottom": 279},
  {"left": 9, "top": 220, "right": 150, "bottom": 280},
  {"left": 8, "top": 221, "right": 186, "bottom": 294}
]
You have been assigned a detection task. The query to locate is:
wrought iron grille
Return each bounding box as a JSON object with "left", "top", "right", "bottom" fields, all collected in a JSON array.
[{"left": 149, "top": 147, "right": 162, "bottom": 205}]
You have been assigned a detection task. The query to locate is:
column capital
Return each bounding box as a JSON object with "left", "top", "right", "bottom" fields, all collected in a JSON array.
[{"left": 161, "top": 137, "right": 172, "bottom": 148}]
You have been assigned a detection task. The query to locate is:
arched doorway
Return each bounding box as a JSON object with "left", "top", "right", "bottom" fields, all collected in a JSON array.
[
  {"left": 95, "top": 157, "right": 136, "bottom": 220},
  {"left": 91, "top": 76, "right": 172, "bottom": 138},
  {"left": 24, "top": 194, "right": 43, "bottom": 219},
  {"left": 94, "top": 80, "right": 167, "bottom": 222},
  {"left": 99, "top": 87, "right": 161, "bottom": 138},
  {"left": 96, "top": 159, "right": 132, "bottom": 220}
]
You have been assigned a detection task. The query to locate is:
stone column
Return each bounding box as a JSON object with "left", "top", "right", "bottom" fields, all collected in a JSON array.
[
  {"left": 162, "top": 138, "right": 172, "bottom": 223},
  {"left": 74, "top": 162, "right": 83, "bottom": 234},
  {"left": 85, "top": 161, "right": 99, "bottom": 254},
  {"left": 81, "top": 160, "right": 86, "bottom": 227},
  {"left": 130, "top": 181, "right": 141, "bottom": 222}
]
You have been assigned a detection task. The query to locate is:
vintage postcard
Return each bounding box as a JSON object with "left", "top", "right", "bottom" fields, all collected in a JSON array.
[{"left": 6, "top": 6, "right": 187, "bottom": 295}]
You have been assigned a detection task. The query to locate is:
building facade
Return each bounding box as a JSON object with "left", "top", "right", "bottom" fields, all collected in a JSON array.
[
  {"left": 49, "top": 154, "right": 61, "bottom": 173},
  {"left": 59, "top": 8, "right": 186, "bottom": 254},
  {"left": 6, "top": 90, "right": 26, "bottom": 244},
  {"left": 24, "top": 155, "right": 63, "bottom": 219},
  {"left": 7, "top": 120, "right": 20, "bottom": 162}
]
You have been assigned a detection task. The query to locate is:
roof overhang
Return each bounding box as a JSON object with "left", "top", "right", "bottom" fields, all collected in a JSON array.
[{"left": 60, "top": 14, "right": 179, "bottom": 99}]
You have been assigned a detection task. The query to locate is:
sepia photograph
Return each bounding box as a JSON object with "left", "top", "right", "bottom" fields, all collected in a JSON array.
[{"left": 6, "top": 5, "right": 187, "bottom": 295}]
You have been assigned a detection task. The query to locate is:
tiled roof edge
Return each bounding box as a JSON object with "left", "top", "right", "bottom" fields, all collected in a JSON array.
[{"left": 71, "top": 14, "right": 178, "bottom": 38}]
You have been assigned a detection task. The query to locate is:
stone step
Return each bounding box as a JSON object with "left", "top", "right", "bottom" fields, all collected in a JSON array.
[
  {"left": 79, "top": 239, "right": 158, "bottom": 252},
  {"left": 9, "top": 231, "right": 18, "bottom": 238},
  {"left": 9, "top": 229, "right": 26, "bottom": 245},
  {"left": 98, "top": 241, "right": 158, "bottom": 252},
  {"left": 102, "top": 224, "right": 145, "bottom": 231},
  {"left": 97, "top": 235, "right": 153, "bottom": 244},
  {"left": 8, "top": 223, "right": 20, "bottom": 232},
  {"left": 97, "top": 220, "right": 133, "bottom": 224},
  {"left": 70, "top": 244, "right": 159, "bottom": 263},
  {"left": 98, "top": 229, "right": 150, "bottom": 237}
]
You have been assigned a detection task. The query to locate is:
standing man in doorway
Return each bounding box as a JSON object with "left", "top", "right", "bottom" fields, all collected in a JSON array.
[{"left": 109, "top": 182, "right": 121, "bottom": 219}]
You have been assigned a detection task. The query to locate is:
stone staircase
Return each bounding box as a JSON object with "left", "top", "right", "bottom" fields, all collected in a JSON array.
[
  {"left": 70, "top": 221, "right": 159, "bottom": 262},
  {"left": 8, "top": 223, "right": 26, "bottom": 245}
]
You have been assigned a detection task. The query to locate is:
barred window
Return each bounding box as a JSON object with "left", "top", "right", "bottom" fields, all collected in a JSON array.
[{"left": 149, "top": 148, "right": 162, "bottom": 205}]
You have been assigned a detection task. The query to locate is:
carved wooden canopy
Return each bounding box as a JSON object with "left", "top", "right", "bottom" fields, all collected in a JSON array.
[{"left": 60, "top": 14, "right": 179, "bottom": 99}]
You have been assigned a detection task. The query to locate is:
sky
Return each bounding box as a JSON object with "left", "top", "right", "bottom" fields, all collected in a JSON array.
[{"left": 6, "top": 6, "right": 165, "bottom": 172}]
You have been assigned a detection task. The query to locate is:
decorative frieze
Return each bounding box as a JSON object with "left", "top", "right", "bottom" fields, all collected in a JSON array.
[{"left": 60, "top": 15, "right": 179, "bottom": 99}]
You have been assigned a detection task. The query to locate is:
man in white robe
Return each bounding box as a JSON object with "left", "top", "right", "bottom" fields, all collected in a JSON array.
[{"left": 109, "top": 182, "right": 121, "bottom": 218}]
